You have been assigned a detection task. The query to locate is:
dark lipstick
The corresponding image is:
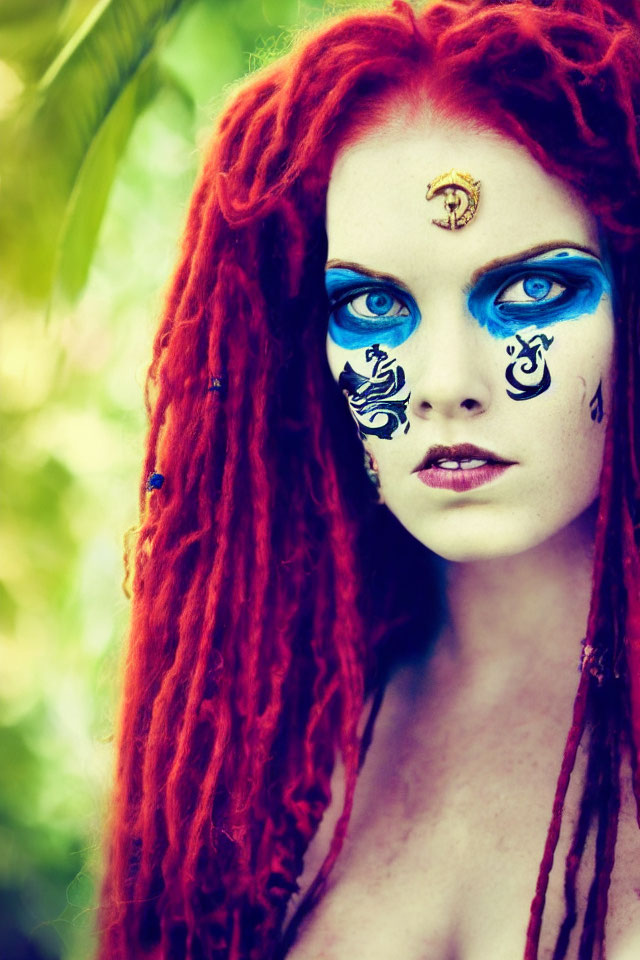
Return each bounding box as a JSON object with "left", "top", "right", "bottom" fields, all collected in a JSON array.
[{"left": 414, "top": 443, "right": 516, "bottom": 493}]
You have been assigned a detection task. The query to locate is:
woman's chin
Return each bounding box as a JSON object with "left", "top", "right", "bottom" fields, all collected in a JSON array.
[
  {"left": 395, "top": 513, "right": 575, "bottom": 564},
  {"left": 394, "top": 500, "right": 599, "bottom": 564},
  {"left": 420, "top": 537, "right": 542, "bottom": 564}
]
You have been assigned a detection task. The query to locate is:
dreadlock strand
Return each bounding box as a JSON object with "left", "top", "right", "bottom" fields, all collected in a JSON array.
[
  {"left": 577, "top": 703, "right": 621, "bottom": 959},
  {"left": 552, "top": 730, "right": 601, "bottom": 960},
  {"left": 593, "top": 713, "right": 622, "bottom": 954},
  {"left": 130, "top": 257, "right": 254, "bottom": 951},
  {"left": 525, "top": 668, "right": 592, "bottom": 960},
  {"left": 162, "top": 263, "right": 255, "bottom": 817}
]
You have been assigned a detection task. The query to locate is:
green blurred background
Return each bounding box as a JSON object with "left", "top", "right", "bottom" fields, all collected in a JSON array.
[{"left": 0, "top": 2, "right": 374, "bottom": 957}]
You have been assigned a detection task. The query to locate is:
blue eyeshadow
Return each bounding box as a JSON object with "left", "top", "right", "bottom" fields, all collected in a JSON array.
[
  {"left": 467, "top": 254, "right": 610, "bottom": 340},
  {"left": 326, "top": 255, "right": 611, "bottom": 350},
  {"left": 325, "top": 267, "right": 420, "bottom": 349}
]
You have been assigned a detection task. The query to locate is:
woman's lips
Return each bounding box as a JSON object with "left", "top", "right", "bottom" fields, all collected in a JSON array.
[
  {"left": 416, "top": 461, "right": 513, "bottom": 492},
  {"left": 413, "top": 443, "right": 515, "bottom": 492}
]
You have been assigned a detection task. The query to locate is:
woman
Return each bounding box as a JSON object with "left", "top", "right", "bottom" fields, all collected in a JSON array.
[{"left": 99, "top": 1, "right": 640, "bottom": 957}]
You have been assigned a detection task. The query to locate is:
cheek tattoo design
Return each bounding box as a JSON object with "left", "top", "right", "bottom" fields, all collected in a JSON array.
[
  {"left": 338, "top": 344, "right": 411, "bottom": 440},
  {"left": 505, "top": 332, "right": 554, "bottom": 401},
  {"left": 590, "top": 380, "right": 604, "bottom": 423},
  {"left": 465, "top": 249, "right": 610, "bottom": 403}
]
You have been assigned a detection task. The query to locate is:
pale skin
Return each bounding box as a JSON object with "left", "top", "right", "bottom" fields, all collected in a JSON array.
[{"left": 284, "top": 112, "right": 640, "bottom": 958}]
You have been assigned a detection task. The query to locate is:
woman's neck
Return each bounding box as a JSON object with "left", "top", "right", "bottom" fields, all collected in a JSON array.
[{"left": 429, "top": 508, "right": 597, "bottom": 706}]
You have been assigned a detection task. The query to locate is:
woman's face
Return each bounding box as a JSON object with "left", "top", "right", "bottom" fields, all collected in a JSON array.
[{"left": 325, "top": 112, "right": 614, "bottom": 562}]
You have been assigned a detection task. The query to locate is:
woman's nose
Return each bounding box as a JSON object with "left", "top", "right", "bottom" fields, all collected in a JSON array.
[{"left": 409, "top": 301, "right": 493, "bottom": 421}]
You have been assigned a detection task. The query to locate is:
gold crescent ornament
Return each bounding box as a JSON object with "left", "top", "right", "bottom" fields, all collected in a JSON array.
[{"left": 425, "top": 170, "right": 481, "bottom": 230}]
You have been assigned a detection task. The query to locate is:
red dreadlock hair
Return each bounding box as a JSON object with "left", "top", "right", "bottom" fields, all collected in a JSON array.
[{"left": 99, "top": 1, "right": 640, "bottom": 957}]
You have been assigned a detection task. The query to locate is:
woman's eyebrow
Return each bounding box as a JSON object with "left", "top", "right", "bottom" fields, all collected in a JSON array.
[
  {"left": 325, "top": 259, "right": 411, "bottom": 291},
  {"left": 469, "top": 241, "right": 601, "bottom": 286},
  {"left": 326, "top": 245, "right": 602, "bottom": 293}
]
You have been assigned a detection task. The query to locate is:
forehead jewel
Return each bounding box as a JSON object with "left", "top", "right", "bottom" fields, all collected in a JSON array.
[{"left": 426, "top": 170, "right": 481, "bottom": 231}]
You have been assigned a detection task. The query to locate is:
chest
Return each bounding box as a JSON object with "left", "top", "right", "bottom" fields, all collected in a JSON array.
[{"left": 284, "top": 690, "right": 640, "bottom": 959}]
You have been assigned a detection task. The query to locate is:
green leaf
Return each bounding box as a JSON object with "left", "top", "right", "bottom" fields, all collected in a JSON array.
[
  {"left": 0, "top": 1, "right": 67, "bottom": 81},
  {"left": 56, "top": 57, "right": 163, "bottom": 299},
  {"left": 0, "top": 0, "right": 193, "bottom": 302}
]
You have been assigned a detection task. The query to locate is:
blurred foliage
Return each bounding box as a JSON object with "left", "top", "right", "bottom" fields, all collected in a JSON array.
[
  {"left": 0, "top": 0, "right": 371, "bottom": 303},
  {"left": 0, "top": 2, "right": 378, "bottom": 958},
  {"left": 0, "top": 0, "right": 195, "bottom": 301}
]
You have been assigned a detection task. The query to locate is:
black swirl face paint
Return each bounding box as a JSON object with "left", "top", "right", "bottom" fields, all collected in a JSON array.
[
  {"left": 504, "top": 332, "right": 554, "bottom": 401},
  {"left": 589, "top": 380, "right": 604, "bottom": 423},
  {"left": 338, "top": 343, "right": 411, "bottom": 439}
]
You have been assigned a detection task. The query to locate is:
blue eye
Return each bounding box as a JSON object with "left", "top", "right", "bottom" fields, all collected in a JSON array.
[
  {"left": 523, "top": 276, "right": 552, "bottom": 300},
  {"left": 368, "top": 292, "right": 392, "bottom": 315},
  {"left": 497, "top": 275, "right": 566, "bottom": 305},
  {"left": 467, "top": 254, "right": 610, "bottom": 339},
  {"left": 347, "top": 290, "right": 409, "bottom": 319},
  {"left": 325, "top": 267, "right": 420, "bottom": 349}
]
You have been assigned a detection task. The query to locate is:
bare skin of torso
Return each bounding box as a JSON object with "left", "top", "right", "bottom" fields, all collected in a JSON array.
[{"left": 284, "top": 517, "right": 640, "bottom": 960}]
